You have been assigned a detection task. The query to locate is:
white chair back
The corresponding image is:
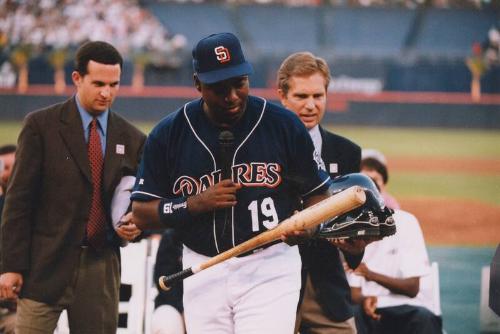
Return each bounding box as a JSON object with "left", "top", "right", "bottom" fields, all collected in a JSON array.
[
  {"left": 480, "top": 265, "right": 500, "bottom": 333},
  {"left": 118, "top": 239, "right": 149, "bottom": 334}
]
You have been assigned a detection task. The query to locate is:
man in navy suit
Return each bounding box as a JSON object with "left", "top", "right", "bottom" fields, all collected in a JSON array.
[{"left": 278, "top": 52, "right": 370, "bottom": 334}]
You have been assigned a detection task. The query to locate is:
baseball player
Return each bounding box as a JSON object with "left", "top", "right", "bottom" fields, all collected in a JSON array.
[{"left": 131, "top": 33, "right": 331, "bottom": 333}]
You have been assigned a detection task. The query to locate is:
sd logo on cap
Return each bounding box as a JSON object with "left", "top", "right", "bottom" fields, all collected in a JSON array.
[{"left": 192, "top": 32, "right": 254, "bottom": 84}]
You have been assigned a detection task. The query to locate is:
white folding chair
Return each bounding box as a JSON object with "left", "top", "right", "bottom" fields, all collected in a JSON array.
[
  {"left": 480, "top": 265, "right": 500, "bottom": 333},
  {"left": 53, "top": 310, "right": 69, "bottom": 334},
  {"left": 418, "top": 261, "right": 448, "bottom": 334},
  {"left": 430, "top": 261, "right": 442, "bottom": 316},
  {"left": 144, "top": 236, "right": 161, "bottom": 334},
  {"left": 118, "top": 239, "right": 149, "bottom": 334},
  {"left": 419, "top": 261, "right": 442, "bottom": 317}
]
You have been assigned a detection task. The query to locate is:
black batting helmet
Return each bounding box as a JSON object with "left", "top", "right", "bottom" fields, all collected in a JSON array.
[{"left": 317, "top": 173, "right": 395, "bottom": 239}]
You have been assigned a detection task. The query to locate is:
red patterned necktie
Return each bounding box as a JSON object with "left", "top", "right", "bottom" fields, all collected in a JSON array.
[{"left": 87, "top": 118, "right": 106, "bottom": 249}]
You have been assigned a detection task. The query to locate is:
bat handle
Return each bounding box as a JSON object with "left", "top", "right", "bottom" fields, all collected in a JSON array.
[{"left": 159, "top": 267, "right": 194, "bottom": 291}]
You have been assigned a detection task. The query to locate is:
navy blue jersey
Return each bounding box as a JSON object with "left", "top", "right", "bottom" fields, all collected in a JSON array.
[{"left": 132, "top": 95, "right": 330, "bottom": 257}]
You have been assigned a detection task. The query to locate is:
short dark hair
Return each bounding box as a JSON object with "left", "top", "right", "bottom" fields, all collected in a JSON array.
[
  {"left": 74, "top": 41, "right": 123, "bottom": 76},
  {"left": 361, "top": 157, "right": 388, "bottom": 185},
  {"left": 0, "top": 144, "right": 16, "bottom": 155}
]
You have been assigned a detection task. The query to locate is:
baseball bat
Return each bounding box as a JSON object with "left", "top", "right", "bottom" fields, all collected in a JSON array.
[{"left": 159, "top": 185, "right": 366, "bottom": 291}]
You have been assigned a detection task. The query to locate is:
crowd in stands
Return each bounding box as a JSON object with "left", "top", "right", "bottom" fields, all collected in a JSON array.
[
  {"left": 0, "top": 0, "right": 497, "bottom": 92},
  {"left": 0, "top": 0, "right": 187, "bottom": 67},
  {"left": 150, "top": 0, "right": 497, "bottom": 9}
]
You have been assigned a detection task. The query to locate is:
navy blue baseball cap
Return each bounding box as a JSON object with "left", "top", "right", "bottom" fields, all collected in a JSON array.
[{"left": 192, "top": 32, "right": 254, "bottom": 84}]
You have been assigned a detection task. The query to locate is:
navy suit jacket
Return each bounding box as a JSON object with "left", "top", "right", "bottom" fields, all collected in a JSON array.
[{"left": 299, "top": 126, "right": 361, "bottom": 322}]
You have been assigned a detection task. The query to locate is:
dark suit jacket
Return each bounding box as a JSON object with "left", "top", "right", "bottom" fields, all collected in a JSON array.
[
  {"left": 299, "top": 126, "right": 361, "bottom": 322},
  {"left": 0, "top": 195, "right": 4, "bottom": 226},
  {"left": 0, "top": 97, "right": 146, "bottom": 304}
]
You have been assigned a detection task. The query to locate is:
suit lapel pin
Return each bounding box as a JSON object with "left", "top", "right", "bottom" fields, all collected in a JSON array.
[
  {"left": 116, "top": 144, "right": 125, "bottom": 155},
  {"left": 329, "top": 163, "right": 338, "bottom": 173}
]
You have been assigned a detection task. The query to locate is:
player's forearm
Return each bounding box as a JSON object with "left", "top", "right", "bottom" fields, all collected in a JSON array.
[
  {"left": 133, "top": 196, "right": 196, "bottom": 230},
  {"left": 132, "top": 200, "right": 163, "bottom": 230},
  {"left": 368, "top": 272, "right": 419, "bottom": 298}
]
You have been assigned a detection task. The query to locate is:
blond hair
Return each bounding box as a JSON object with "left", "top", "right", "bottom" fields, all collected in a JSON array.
[{"left": 277, "top": 51, "right": 330, "bottom": 95}]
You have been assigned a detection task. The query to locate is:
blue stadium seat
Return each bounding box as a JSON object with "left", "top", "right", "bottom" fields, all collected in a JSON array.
[
  {"left": 235, "top": 5, "right": 320, "bottom": 55},
  {"left": 414, "top": 9, "right": 497, "bottom": 58},
  {"left": 145, "top": 3, "right": 238, "bottom": 48},
  {"left": 323, "top": 7, "right": 414, "bottom": 58}
]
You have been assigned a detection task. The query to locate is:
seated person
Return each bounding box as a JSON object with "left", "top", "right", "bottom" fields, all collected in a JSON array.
[
  {"left": 361, "top": 149, "right": 400, "bottom": 210},
  {"left": 346, "top": 207, "right": 442, "bottom": 334},
  {"left": 152, "top": 228, "right": 185, "bottom": 334}
]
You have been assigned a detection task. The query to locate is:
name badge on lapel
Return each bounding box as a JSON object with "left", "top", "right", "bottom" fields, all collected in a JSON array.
[
  {"left": 116, "top": 144, "right": 125, "bottom": 155},
  {"left": 329, "top": 163, "right": 338, "bottom": 174}
]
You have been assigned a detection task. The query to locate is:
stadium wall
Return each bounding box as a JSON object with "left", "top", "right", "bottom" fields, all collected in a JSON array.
[
  {"left": 13, "top": 54, "right": 500, "bottom": 94},
  {"left": 1, "top": 89, "right": 499, "bottom": 129}
]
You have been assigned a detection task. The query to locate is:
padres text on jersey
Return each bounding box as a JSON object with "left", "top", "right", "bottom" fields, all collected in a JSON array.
[{"left": 131, "top": 96, "right": 330, "bottom": 257}]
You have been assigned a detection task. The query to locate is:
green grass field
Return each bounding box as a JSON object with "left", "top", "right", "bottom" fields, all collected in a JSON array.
[
  {"left": 329, "top": 126, "right": 500, "bottom": 159},
  {"left": 2, "top": 122, "right": 499, "bottom": 206},
  {"left": 390, "top": 173, "right": 500, "bottom": 205},
  {"left": 328, "top": 125, "right": 500, "bottom": 206}
]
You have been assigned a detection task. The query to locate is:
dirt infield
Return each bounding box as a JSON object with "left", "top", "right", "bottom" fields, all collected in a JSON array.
[
  {"left": 399, "top": 198, "right": 499, "bottom": 246},
  {"left": 389, "top": 157, "right": 500, "bottom": 175},
  {"left": 388, "top": 156, "right": 499, "bottom": 246}
]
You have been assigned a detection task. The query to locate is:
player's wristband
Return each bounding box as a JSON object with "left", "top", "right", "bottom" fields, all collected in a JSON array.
[{"left": 158, "top": 197, "right": 191, "bottom": 227}]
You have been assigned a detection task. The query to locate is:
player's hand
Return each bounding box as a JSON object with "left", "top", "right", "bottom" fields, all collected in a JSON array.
[
  {"left": 363, "top": 296, "right": 381, "bottom": 321},
  {"left": 187, "top": 179, "right": 241, "bottom": 214},
  {"left": 115, "top": 212, "right": 142, "bottom": 241},
  {"left": 0, "top": 273, "right": 23, "bottom": 299},
  {"left": 353, "top": 263, "right": 374, "bottom": 281},
  {"left": 281, "top": 228, "right": 317, "bottom": 246},
  {"left": 330, "top": 237, "right": 378, "bottom": 255},
  {"left": 280, "top": 210, "right": 317, "bottom": 245}
]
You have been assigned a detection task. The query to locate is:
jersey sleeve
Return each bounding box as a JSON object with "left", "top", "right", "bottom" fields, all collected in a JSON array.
[
  {"left": 131, "top": 133, "right": 169, "bottom": 201},
  {"left": 288, "top": 122, "right": 330, "bottom": 199}
]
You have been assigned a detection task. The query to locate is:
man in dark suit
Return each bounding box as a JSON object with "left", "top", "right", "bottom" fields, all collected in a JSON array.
[
  {"left": 0, "top": 41, "right": 146, "bottom": 333},
  {"left": 278, "top": 52, "right": 369, "bottom": 334}
]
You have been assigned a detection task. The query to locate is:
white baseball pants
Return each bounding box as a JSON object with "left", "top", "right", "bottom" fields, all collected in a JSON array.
[{"left": 183, "top": 243, "right": 301, "bottom": 334}]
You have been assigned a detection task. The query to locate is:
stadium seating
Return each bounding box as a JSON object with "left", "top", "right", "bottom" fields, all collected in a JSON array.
[
  {"left": 322, "top": 7, "right": 414, "bottom": 58},
  {"left": 237, "top": 5, "right": 319, "bottom": 54},
  {"left": 146, "top": 3, "right": 237, "bottom": 47},
  {"left": 414, "top": 9, "right": 498, "bottom": 58},
  {"left": 1, "top": 3, "right": 499, "bottom": 93}
]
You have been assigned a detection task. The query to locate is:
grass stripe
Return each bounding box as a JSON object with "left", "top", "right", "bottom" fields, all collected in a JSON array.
[
  {"left": 332, "top": 126, "right": 500, "bottom": 159},
  {"left": 390, "top": 172, "right": 500, "bottom": 206}
]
